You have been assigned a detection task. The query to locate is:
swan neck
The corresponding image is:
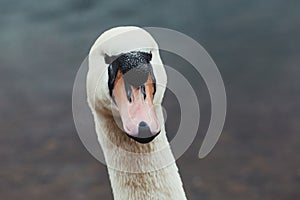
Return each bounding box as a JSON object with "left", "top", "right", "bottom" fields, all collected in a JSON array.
[{"left": 95, "top": 112, "right": 187, "bottom": 199}]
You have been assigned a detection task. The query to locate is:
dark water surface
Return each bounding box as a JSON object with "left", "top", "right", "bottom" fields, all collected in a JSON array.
[{"left": 1, "top": 0, "right": 300, "bottom": 199}]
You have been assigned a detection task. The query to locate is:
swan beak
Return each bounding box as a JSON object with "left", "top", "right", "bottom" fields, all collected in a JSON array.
[{"left": 112, "top": 71, "right": 160, "bottom": 143}]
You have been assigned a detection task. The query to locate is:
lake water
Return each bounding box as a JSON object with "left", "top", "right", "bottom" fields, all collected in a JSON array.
[{"left": 1, "top": 0, "right": 300, "bottom": 199}]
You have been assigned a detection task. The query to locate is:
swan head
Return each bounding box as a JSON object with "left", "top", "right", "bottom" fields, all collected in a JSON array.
[{"left": 87, "top": 26, "right": 167, "bottom": 144}]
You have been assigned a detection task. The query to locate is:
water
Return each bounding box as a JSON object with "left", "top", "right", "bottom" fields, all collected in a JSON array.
[{"left": 1, "top": 0, "right": 300, "bottom": 199}]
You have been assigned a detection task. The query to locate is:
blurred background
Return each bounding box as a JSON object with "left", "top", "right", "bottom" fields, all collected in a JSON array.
[{"left": 1, "top": 0, "right": 299, "bottom": 199}]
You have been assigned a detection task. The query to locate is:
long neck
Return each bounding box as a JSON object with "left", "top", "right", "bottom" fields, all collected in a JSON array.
[{"left": 94, "top": 108, "right": 187, "bottom": 200}]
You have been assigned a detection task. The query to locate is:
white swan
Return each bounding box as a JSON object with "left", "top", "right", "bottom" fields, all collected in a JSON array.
[{"left": 87, "top": 26, "right": 187, "bottom": 200}]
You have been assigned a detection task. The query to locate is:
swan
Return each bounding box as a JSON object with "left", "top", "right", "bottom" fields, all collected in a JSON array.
[{"left": 87, "top": 26, "right": 187, "bottom": 200}]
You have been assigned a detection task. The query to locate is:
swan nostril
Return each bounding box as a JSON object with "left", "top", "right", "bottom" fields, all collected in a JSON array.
[{"left": 139, "top": 121, "right": 148, "bottom": 128}]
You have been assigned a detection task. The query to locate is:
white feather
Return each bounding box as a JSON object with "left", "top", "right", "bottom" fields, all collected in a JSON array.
[{"left": 87, "top": 26, "right": 187, "bottom": 200}]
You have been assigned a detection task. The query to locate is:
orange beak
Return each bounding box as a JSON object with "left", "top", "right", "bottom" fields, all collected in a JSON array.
[{"left": 112, "top": 70, "right": 160, "bottom": 143}]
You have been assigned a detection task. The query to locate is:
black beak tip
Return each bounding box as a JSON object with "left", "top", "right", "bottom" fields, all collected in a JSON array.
[
  {"left": 127, "top": 131, "right": 160, "bottom": 144},
  {"left": 126, "top": 121, "right": 160, "bottom": 144},
  {"left": 139, "top": 121, "right": 148, "bottom": 127}
]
